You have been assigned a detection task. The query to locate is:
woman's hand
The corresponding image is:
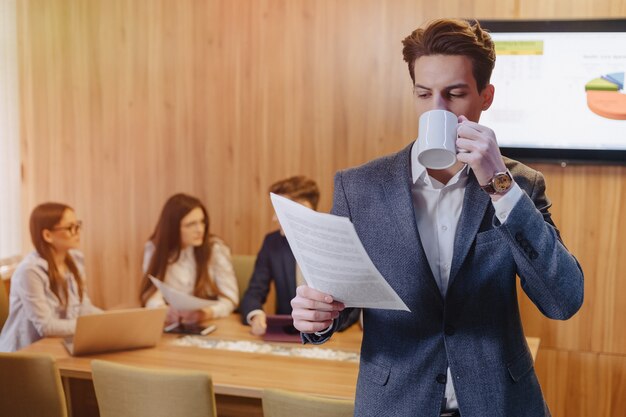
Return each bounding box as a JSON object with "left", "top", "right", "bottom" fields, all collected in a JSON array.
[
  {"left": 179, "top": 309, "right": 210, "bottom": 324},
  {"left": 165, "top": 306, "right": 181, "bottom": 325}
]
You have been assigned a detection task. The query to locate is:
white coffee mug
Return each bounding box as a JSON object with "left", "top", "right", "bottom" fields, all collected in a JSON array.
[{"left": 417, "top": 109, "right": 458, "bottom": 169}]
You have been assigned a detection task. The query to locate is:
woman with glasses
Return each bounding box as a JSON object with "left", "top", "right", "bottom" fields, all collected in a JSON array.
[
  {"left": 139, "top": 193, "right": 238, "bottom": 326},
  {"left": 0, "top": 202, "right": 101, "bottom": 351}
]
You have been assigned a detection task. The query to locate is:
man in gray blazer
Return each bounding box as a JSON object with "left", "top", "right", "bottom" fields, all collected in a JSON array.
[{"left": 291, "top": 18, "right": 583, "bottom": 417}]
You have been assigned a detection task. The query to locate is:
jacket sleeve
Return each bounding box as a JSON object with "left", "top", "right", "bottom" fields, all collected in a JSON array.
[
  {"left": 503, "top": 169, "right": 584, "bottom": 320},
  {"left": 16, "top": 267, "right": 76, "bottom": 337},
  {"left": 302, "top": 171, "right": 353, "bottom": 344},
  {"left": 239, "top": 236, "right": 273, "bottom": 324}
]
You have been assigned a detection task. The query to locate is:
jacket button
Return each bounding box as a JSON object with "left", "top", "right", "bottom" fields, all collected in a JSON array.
[
  {"left": 515, "top": 232, "right": 524, "bottom": 242},
  {"left": 436, "top": 373, "right": 447, "bottom": 384},
  {"left": 444, "top": 325, "right": 455, "bottom": 336},
  {"left": 529, "top": 250, "right": 539, "bottom": 260}
]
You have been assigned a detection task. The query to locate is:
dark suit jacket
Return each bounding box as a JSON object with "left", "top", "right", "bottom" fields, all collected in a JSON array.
[
  {"left": 240, "top": 232, "right": 361, "bottom": 330},
  {"left": 239, "top": 231, "right": 297, "bottom": 322},
  {"left": 305, "top": 143, "right": 584, "bottom": 417}
]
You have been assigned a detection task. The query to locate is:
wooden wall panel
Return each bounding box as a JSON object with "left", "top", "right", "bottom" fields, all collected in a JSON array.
[
  {"left": 16, "top": 1, "right": 626, "bottom": 416},
  {"left": 518, "top": 164, "right": 626, "bottom": 355},
  {"left": 17, "top": 0, "right": 525, "bottom": 309},
  {"left": 519, "top": 0, "right": 626, "bottom": 18},
  {"left": 535, "top": 349, "right": 626, "bottom": 417}
]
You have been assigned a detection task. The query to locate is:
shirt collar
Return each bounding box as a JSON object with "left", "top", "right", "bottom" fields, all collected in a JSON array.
[
  {"left": 410, "top": 140, "right": 427, "bottom": 184},
  {"left": 410, "top": 139, "right": 470, "bottom": 188},
  {"left": 181, "top": 245, "right": 195, "bottom": 259}
]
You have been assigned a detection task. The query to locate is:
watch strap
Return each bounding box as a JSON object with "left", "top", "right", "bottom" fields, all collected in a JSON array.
[
  {"left": 480, "top": 182, "right": 497, "bottom": 194},
  {"left": 480, "top": 171, "right": 513, "bottom": 195}
]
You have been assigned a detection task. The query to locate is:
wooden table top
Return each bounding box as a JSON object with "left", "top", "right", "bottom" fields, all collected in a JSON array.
[
  {"left": 22, "top": 314, "right": 540, "bottom": 400},
  {"left": 23, "top": 314, "right": 362, "bottom": 400}
]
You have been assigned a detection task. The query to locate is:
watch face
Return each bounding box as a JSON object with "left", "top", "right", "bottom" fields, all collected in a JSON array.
[{"left": 493, "top": 173, "right": 512, "bottom": 192}]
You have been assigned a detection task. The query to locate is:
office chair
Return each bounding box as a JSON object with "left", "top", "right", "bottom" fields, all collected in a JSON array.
[
  {"left": 232, "top": 254, "right": 256, "bottom": 300},
  {"left": 91, "top": 359, "right": 217, "bottom": 417},
  {"left": 262, "top": 388, "right": 354, "bottom": 417},
  {"left": 232, "top": 254, "right": 278, "bottom": 314},
  {"left": 0, "top": 352, "right": 69, "bottom": 417}
]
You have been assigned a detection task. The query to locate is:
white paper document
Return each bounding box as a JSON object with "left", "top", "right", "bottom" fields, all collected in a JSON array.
[
  {"left": 270, "top": 193, "right": 409, "bottom": 311},
  {"left": 148, "top": 276, "right": 216, "bottom": 311}
]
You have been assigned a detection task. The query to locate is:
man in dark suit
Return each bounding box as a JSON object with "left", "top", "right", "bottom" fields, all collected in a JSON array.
[
  {"left": 239, "top": 176, "right": 320, "bottom": 335},
  {"left": 290, "top": 18, "right": 583, "bottom": 417}
]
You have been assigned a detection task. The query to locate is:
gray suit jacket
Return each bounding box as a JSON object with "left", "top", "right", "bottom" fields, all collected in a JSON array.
[{"left": 305, "top": 143, "right": 583, "bottom": 417}]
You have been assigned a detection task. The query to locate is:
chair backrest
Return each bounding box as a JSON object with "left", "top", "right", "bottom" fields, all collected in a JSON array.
[
  {"left": 91, "top": 360, "right": 217, "bottom": 417},
  {"left": 232, "top": 254, "right": 256, "bottom": 300},
  {"left": 0, "top": 280, "right": 8, "bottom": 331},
  {"left": 262, "top": 388, "right": 354, "bottom": 417},
  {"left": 0, "top": 352, "right": 68, "bottom": 417}
]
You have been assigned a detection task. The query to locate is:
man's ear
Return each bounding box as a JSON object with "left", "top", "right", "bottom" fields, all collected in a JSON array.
[
  {"left": 42, "top": 229, "right": 53, "bottom": 244},
  {"left": 481, "top": 84, "right": 495, "bottom": 111}
]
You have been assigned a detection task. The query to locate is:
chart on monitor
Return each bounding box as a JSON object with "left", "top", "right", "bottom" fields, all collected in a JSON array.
[{"left": 479, "top": 19, "right": 626, "bottom": 163}]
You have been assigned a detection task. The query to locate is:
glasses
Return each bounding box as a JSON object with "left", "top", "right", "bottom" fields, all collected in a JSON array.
[
  {"left": 52, "top": 221, "right": 83, "bottom": 236},
  {"left": 181, "top": 219, "right": 206, "bottom": 230}
]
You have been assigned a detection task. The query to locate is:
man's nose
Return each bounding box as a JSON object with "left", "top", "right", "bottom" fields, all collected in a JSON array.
[{"left": 433, "top": 95, "right": 449, "bottom": 111}]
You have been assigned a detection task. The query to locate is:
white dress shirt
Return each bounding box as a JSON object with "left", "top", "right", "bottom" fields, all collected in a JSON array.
[
  {"left": 0, "top": 250, "right": 101, "bottom": 352},
  {"left": 143, "top": 237, "right": 239, "bottom": 318},
  {"left": 410, "top": 142, "right": 522, "bottom": 410}
]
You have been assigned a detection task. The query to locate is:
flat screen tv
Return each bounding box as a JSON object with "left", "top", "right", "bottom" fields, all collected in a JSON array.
[{"left": 478, "top": 19, "right": 626, "bottom": 165}]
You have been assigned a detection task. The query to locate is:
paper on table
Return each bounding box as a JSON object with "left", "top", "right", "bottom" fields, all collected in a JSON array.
[
  {"left": 270, "top": 193, "right": 410, "bottom": 311},
  {"left": 148, "top": 276, "right": 216, "bottom": 311}
]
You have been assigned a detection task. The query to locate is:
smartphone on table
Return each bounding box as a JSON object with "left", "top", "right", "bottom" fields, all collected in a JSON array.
[{"left": 164, "top": 322, "right": 217, "bottom": 336}]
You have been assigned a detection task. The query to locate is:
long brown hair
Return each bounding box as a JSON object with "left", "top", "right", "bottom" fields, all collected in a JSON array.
[
  {"left": 401, "top": 18, "right": 496, "bottom": 92},
  {"left": 139, "top": 193, "right": 224, "bottom": 306},
  {"left": 30, "top": 203, "right": 84, "bottom": 308}
]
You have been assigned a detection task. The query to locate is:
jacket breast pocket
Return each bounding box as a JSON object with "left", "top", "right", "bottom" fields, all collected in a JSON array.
[
  {"left": 475, "top": 228, "right": 504, "bottom": 247},
  {"left": 507, "top": 348, "right": 534, "bottom": 382},
  {"left": 359, "top": 359, "right": 390, "bottom": 386}
]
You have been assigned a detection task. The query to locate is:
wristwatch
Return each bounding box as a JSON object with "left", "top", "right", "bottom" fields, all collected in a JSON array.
[{"left": 480, "top": 171, "right": 513, "bottom": 195}]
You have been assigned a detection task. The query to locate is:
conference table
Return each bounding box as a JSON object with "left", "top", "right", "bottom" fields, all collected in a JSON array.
[{"left": 22, "top": 314, "right": 540, "bottom": 417}]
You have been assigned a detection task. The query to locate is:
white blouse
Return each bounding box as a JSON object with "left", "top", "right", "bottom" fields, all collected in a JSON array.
[
  {"left": 142, "top": 237, "right": 239, "bottom": 318},
  {"left": 0, "top": 250, "right": 101, "bottom": 352}
]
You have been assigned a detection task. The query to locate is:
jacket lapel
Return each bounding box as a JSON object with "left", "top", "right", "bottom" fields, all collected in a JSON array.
[
  {"left": 381, "top": 144, "right": 442, "bottom": 301},
  {"left": 281, "top": 241, "right": 297, "bottom": 296},
  {"left": 448, "top": 172, "right": 491, "bottom": 288}
]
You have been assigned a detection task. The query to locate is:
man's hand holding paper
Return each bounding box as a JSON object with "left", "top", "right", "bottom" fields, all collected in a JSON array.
[{"left": 290, "top": 285, "right": 345, "bottom": 333}]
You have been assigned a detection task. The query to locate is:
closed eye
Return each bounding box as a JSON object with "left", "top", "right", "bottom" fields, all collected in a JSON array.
[{"left": 446, "top": 87, "right": 469, "bottom": 99}]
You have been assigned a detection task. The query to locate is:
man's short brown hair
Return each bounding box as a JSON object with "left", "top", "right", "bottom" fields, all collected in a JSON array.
[
  {"left": 401, "top": 18, "right": 496, "bottom": 92},
  {"left": 269, "top": 175, "right": 320, "bottom": 210}
]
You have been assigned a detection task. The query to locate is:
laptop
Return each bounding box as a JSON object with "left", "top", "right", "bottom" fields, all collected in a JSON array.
[
  {"left": 262, "top": 314, "right": 302, "bottom": 343},
  {"left": 63, "top": 307, "right": 167, "bottom": 356}
]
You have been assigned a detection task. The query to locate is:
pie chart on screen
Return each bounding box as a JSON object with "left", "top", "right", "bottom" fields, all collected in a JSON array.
[{"left": 585, "top": 72, "right": 626, "bottom": 120}]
